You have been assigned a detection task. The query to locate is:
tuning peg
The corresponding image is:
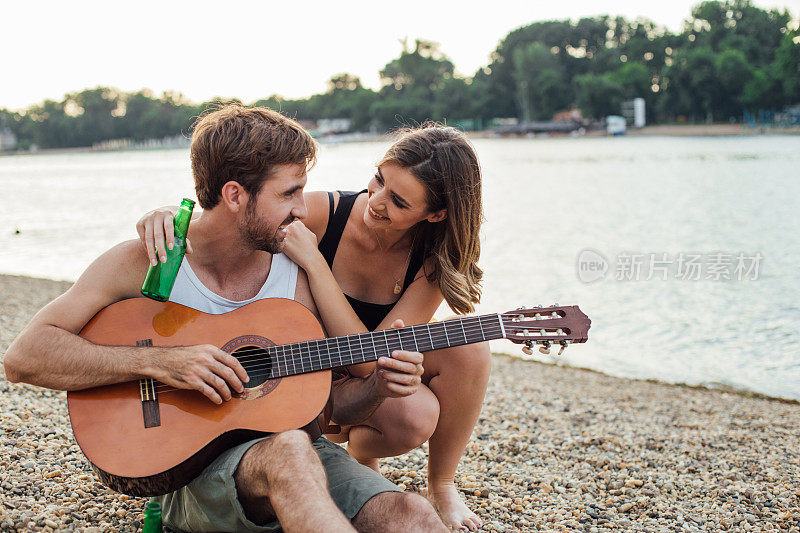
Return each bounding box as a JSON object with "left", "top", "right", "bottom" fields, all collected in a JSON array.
[
  {"left": 557, "top": 340, "right": 570, "bottom": 356},
  {"left": 539, "top": 341, "right": 551, "bottom": 355},
  {"left": 521, "top": 341, "right": 534, "bottom": 356},
  {"left": 551, "top": 303, "right": 559, "bottom": 307}
]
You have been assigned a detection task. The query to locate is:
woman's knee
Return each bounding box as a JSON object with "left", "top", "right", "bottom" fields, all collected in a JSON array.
[
  {"left": 427, "top": 341, "right": 491, "bottom": 383},
  {"left": 463, "top": 341, "right": 492, "bottom": 377},
  {"left": 384, "top": 389, "right": 440, "bottom": 450}
]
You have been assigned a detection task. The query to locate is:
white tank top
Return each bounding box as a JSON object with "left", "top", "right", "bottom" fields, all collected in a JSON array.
[{"left": 168, "top": 253, "right": 298, "bottom": 315}]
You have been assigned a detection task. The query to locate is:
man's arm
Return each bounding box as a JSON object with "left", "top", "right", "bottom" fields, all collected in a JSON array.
[{"left": 3, "top": 241, "right": 248, "bottom": 404}]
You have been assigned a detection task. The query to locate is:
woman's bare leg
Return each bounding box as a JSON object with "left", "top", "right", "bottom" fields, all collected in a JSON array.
[
  {"left": 422, "top": 342, "right": 492, "bottom": 532},
  {"left": 328, "top": 343, "right": 491, "bottom": 531},
  {"left": 344, "top": 383, "right": 439, "bottom": 471}
]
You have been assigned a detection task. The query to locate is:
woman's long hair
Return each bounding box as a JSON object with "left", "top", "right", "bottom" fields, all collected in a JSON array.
[{"left": 379, "top": 124, "right": 484, "bottom": 314}]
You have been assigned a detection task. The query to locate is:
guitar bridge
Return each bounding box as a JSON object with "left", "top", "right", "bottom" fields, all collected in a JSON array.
[
  {"left": 139, "top": 377, "right": 161, "bottom": 428},
  {"left": 136, "top": 339, "right": 161, "bottom": 428}
]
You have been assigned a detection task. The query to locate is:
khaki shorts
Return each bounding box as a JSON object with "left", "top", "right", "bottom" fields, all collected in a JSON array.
[{"left": 155, "top": 436, "right": 400, "bottom": 532}]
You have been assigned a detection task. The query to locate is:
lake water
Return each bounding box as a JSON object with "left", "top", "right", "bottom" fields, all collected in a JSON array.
[{"left": 2, "top": 135, "right": 799, "bottom": 399}]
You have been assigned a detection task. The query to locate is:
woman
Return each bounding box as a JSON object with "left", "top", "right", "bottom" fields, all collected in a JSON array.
[{"left": 138, "top": 125, "right": 491, "bottom": 532}]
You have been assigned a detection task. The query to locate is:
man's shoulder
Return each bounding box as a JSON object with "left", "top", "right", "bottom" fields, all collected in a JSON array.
[{"left": 71, "top": 239, "right": 151, "bottom": 301}]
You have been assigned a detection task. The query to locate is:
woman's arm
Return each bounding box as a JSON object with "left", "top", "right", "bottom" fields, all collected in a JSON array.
[
  {"left": 133, "top": 189, "right": 330, "bottom": 264},
  {"left": 282, "top": 222, "right": 444, "bottom": 377}
]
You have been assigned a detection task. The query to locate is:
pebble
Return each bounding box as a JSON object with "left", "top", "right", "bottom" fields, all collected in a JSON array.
[{"left": 2, "top": 274, "right": 800, "bottom": 531}]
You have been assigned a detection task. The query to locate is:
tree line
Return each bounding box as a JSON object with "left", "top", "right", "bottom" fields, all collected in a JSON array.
[{"left": 1, "top": 0, "right": 798, "bottom": 150}]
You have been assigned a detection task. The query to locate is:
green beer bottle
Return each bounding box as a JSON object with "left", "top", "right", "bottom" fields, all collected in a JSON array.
[
  {"left": 141, "top": 198, "right": 195, "bottom": 301},
  {"left": 142, "top": 501, "right": 163, "bottom": 533}
]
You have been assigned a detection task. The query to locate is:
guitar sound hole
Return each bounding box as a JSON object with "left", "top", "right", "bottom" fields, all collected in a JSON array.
[{"left": 232, "top": 345, "right": 273, "bottom": 388}]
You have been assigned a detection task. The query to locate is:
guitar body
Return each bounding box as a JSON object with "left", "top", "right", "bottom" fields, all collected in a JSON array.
[{"left": 67, "top": 298, "right": 332, "bottom": 497}]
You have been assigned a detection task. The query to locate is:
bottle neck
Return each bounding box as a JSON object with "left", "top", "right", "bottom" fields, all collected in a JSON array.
[{"left": 173, "top": 206, "right": 193, "bottom": 238}]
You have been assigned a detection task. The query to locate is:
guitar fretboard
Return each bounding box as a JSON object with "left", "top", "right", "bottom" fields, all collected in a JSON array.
[{"left": 257, "top": 313, "right": 504, "bottom": 378}]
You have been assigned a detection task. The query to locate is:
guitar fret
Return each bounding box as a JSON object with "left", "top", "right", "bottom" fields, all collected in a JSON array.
[
  {"left": 293, "top": 343, "right": 303, "bottom": 373},
  {"left": 359, "top": 333, "right": 369, "bottom": 364},
  {"left": 459, "top": 320, "right": 468, "bottom": 344},
  {"left": 346, "top": 334, "right": 355, "bottom": 365},
  {"left": 381, "top": 330, "right": 390, "bottom": 358},
  {"left": 336, "top": 337, "right": 350, "bottom": 361},
  {"left": 388, "top": 329, "right": 399, "bottom": 354},
  {"left": 308, "top": 341, "right": 317, "bottom": 371},
  {"left": 410, "top": 325, "right": 420, "bottom": 351}
]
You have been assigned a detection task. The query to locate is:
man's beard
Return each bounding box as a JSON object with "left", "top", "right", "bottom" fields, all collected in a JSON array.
[{"left": 239, "top": 203, "right": 293, "bottom": 254}]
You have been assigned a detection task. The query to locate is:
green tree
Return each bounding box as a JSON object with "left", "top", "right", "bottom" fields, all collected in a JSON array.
[
  {"left": 66, "top": 87, "right": 122, "bottom": 145},
  {"left": 372, "top": 40, "right": 456, "bottom": 127},
  {"left": 512, "top": 42, "right": 569, "bottom": 120},
  {"left": 772, "top": 30, "right": 800, "bottom": 104},
  {"left": 574, "top": 74, "right": 625, "bottom": 119},
  {"left": 21, "top": 99, "right": 74, "bottom": 148},
  {"left": 380, "top": 39, "right": 454, "bottom": 95},
  {"left": 715, "top": 48, "right": 753, "bottom": 117},
  {"left": 741, "top": 69, "right": 783, "bottom": 110}
]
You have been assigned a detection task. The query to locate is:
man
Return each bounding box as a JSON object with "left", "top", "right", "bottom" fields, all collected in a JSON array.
[{"left": 4, "top": 105, "right": 449, "bottom": 532}]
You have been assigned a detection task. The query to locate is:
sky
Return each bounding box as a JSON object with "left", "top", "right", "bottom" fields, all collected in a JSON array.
[{"left": 2, "top": 0, "right": 798, "bottom": 111}]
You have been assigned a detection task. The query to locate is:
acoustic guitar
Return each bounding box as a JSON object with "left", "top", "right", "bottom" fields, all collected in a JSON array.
[{"left": 67, "top": 298, "right": 590, "bottom": 496}]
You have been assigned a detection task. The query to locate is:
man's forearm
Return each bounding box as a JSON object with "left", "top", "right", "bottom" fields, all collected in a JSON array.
[
  {"left": 4, "top": 324, "right": 151, "bottom": 390},
  {"left": 331, "top": 373, "right": 385, "bottom": 426}
]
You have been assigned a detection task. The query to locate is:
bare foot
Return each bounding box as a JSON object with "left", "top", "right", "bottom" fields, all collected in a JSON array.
[
  {"left": 429, "top": 483, "right": 482, "bottom": 532},
  {"left": 346, "top": 446, "right": 380, "bottom": 473}
]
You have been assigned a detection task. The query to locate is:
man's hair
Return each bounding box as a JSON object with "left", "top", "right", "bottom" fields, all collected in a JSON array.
[{"left": 190, "top": 105, "right": 316, "bottom": 209}]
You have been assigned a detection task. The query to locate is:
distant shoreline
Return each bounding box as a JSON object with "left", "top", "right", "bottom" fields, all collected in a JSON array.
[{"left": 2, "top": 124, "right": 798, "bottom": 157}]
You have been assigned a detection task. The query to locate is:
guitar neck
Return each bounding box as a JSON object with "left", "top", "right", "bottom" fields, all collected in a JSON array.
[{"left": 267, "top": 313, "right": 505, "bottom": 378}]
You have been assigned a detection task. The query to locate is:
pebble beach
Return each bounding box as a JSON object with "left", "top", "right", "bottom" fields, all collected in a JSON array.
[{"left": 1, "top": 273, "right": 799, "bottom": 532}]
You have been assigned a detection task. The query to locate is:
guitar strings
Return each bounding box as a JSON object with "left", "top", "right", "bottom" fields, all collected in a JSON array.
[
  {"left": 200, "top": 315, "right": 502, "bottom": 366},
  {"left": 171, "top": 317, "right": 500, "bottom": 369},
  {"left": 149, "top": 320, "right": 504, "bottom": 395},
  {"left": 150, "top": 321, "right": 502, "bottom": 394},
  {"left": 211, "top": 311, "right": 559, "bottom": 365},
  {"left": 148, "top": 312, "right": 568, "bottom": 396},
  {"left": 224, "top": 316, "right": 501, "bottom": 362},
  {"left": 146, "top": 311, "right": 566, "bottom": 395}
]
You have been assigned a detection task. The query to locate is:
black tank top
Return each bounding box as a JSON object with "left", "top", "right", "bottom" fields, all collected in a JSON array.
[{"left": 318, "top": 190, "right": 425, "bottom": 331}]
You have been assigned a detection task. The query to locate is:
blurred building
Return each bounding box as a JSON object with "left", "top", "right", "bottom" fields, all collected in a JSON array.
[{"left": 0, "top": 128, "right": 18, "bottom": 151}]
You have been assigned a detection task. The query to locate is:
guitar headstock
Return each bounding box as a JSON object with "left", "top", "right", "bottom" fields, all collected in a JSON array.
[{"left": 501, "top": 304, "right": 591, "bottom": 356}]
